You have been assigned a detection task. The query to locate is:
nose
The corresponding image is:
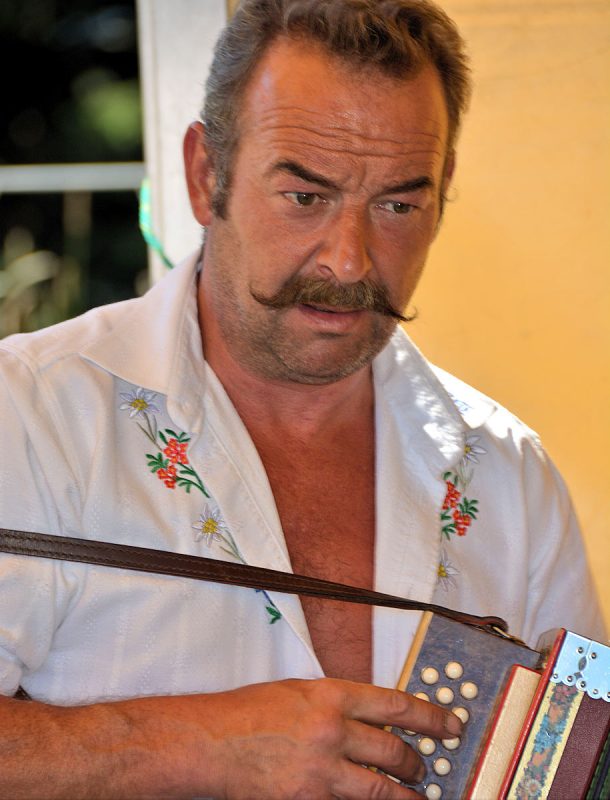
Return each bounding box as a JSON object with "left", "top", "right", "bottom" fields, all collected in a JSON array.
[{"left": 316, "top": 209, "right": 373, "bottom": 284}]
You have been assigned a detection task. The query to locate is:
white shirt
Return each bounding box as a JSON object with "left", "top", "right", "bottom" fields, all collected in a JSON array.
[{"left": 0, "top": 253, "right": 605, "bottom": 704}]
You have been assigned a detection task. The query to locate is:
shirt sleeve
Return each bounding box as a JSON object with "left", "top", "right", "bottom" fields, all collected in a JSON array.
[
  {"left": 519, "top": 435, "right": 607, "bottom": 647},
  {"left": 0, "top": 348, "right": 77, "bottom": 695}
]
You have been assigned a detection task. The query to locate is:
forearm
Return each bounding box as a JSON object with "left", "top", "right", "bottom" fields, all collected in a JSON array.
[
  {"left": 0, "top": 693, "right": 217, "bottom": 799},
  {"left": 1, "top": 678, "right": 463, "bottom": 800}
]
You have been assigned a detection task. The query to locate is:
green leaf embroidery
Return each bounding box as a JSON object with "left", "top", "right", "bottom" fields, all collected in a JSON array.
[
  {"left": 124, "top": 390, "right": 279, "bottom": 623},
  {"left": 266, "top": 606, "right": 282, "bottom": 624}
]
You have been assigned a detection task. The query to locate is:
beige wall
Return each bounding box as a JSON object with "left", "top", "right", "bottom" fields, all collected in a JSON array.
[{"left": 409, "top": 1, "right": 610, "bottom": 625}]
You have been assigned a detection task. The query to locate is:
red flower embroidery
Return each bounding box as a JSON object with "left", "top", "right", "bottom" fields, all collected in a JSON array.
[
  {"left": 452, "top": 509, "right": 472, "bottom": 536},
  {"left": 157, "top": 464, "right": 177, "bottom": 488},
  {"left": 144, "top": 427, "right": 209, "bottom": 497},
  {"left": 163, "top": 438, "right": 189, "bottom": 465},
  {"left": 442, "top": 481, "right": 460, "bottom": 510},
  {"left": 122, "top": 388, "right": 280, "bottom": 624},
  {"left": 440, "top": 471, "right": 479, "bottom": 539}
]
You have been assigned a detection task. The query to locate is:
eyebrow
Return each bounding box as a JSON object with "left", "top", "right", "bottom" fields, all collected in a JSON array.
[
  {"left": 383, "top": 176, "right": 435, "bottom": 194},
  {"left": 271, "top": 160, "right": 434, "bottom": 195},
  {"left": 272, "top": 160, "right": 341, "bottom": 191}
]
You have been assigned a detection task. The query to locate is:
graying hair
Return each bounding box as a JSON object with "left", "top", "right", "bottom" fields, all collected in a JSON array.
[{"left": 203, "top": 0, "right": 471, "bottom": 217}]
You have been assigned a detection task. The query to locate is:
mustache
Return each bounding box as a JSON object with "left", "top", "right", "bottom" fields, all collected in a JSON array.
[{"left": 250, "top": 277, "right": 415, "bottom": 323}]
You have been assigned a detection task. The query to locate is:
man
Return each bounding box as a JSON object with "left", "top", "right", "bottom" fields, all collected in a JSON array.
[{"left": 0, "top": 1, "right": 605, "bottom": 797}]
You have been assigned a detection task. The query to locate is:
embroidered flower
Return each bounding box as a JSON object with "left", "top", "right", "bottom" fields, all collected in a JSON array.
[
  {"left": 192, "top": 506, "right": 229, "bottom": 546},
  {"left": 442, "top": 480, "right": 460, "bottom": 511},
  {"left": 119, "top": 387, "right": 159, "bottom": 418},
  {"left": 440, "top": 432, "right": 486, "bottom": 544},
  {"left": 437, "top": 549, "right": 459, "bottom": 591},
  {"left": 164, "top": 438, "right": 189, "bottom": 465},
  {"left": 441, "top": 481, "right": 479, "bottom": 538},
  {"left": 461, "top": 434, "right": 486, "bottom": 466},
  {"left": 120, "top": 385, "right": 282, "bottom": 624},
  {"left": 192, "top": 505, "right": 283, "bottom": 625},
  {"left": 453, "top": 499, "right": 479, "bottom": 535},
  {"left": 157, "top": 464, "right": 177, "bottom": 489},
  {"left": 144, "top": 430, "right": 209, "bottom": 497}
]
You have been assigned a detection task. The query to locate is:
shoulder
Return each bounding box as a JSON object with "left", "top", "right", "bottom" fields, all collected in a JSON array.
[
  {"left": 0, "top": 297, "right": 140, "bottom": 378},
  {"left": 0, "top": 252, "right": 199, "bottom": 381},
  {"left": 432, "top": 365, "right": 542, "bottom": 449},
  {"left": 0, "top": 254, "right": 202, "bottom": 413},
  {"left": 430, "top": 365, "right": 576, "bottom": 543},
  {"left": 379, "top": 329, "right": 544, "bottom": 457}
]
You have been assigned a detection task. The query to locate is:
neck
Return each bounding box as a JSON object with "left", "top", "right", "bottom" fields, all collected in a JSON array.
[{"left": 211, "top": 338, "right": 374, "bottom": 438}]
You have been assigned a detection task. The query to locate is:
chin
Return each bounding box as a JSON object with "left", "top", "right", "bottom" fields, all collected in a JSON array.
[{"left": 270, "top": 342, "right": 392, "bottom": 385}]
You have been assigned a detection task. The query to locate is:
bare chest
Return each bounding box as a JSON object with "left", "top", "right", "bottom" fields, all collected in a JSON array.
[{"left": 256, "top": 435, "right": 376, "bottom": 682}]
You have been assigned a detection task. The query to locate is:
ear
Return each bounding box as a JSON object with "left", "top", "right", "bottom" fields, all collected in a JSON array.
[{"left": 183, "top": 121, "right": 216, "bottom": 227}]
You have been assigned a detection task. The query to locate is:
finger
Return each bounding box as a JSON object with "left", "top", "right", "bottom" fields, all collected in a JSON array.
[
  {"left": 333, "top": 759, "right": 425, "bottom": 800},
  {"left": 343, "top": 719, "right": 425, "bottom": 785},
  {"left": 345, "top": 683, "right": 463, "bottom": 740}
]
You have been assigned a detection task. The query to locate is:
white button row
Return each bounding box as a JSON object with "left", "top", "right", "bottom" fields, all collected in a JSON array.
[{"left": 421, "top": 661, "right": 464, "bottom": 684}]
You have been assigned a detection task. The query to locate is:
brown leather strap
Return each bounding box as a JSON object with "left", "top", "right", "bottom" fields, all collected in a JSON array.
[{"left": 0, "top": 527, "right": 509, "bottom": 634}]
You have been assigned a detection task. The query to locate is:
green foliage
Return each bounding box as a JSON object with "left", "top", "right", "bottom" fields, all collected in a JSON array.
[{"left": 72, "top": 71, "right": 142, "bottom": 154}]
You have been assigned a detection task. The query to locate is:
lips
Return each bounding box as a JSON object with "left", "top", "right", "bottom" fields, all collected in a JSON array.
[
  {"left": 295, "top": 303, "right": 369, "bottom": 334},
  {"left": 301, "top": 303, "right": 362, "bottom": 314}
]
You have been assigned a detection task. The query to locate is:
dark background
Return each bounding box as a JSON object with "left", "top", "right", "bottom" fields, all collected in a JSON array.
[{"left": 0, "top": 0, "right": 146, "bottom": 336}]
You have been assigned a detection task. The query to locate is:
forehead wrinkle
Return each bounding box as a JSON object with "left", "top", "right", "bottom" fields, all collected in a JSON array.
[
  {"left": 265, "top": 135, "right": 445, "bottom": 167},
  {"left": 264, "top": 126, "right": 444, "bottom": 152},
  {"left": 246, "top": 107, "right": 446, "bottom": 149},
  {"left": 258, "top": 125, "right": 445, "bottom": 158}
]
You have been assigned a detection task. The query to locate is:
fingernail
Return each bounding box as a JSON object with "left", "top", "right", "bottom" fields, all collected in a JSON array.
[
  {"left": 444, "top": 711, "right": 463, "bottom": 736},
  {"left": 416, "top": 761, "right": 426, "bottom": 783}
]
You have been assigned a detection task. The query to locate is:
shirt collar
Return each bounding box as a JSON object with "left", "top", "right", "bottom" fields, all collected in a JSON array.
[
  {"left": 374, "top": 326, "right": 495, "bottom": 474},
  {"left": 82, "top": 251, "right": 495, "bottom": 449},
  {"left": 81, "top": 252, "right": 206, "bottom": 430}
]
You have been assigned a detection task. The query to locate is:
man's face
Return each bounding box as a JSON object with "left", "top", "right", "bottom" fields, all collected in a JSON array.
[{"left": 188, "top": 37, "right": 452, "bottom": 385}]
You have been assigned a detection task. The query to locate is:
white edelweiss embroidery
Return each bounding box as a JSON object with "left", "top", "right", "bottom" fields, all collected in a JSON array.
[
  {"left": 191, "top": 505, "right": 282, "bottom": 624},
  {"left": 461, "top": 434, "right": 487, "bottom": 467},
  {"left": 192, "top": 505, "right": 230, "bottom": 547},
  {"left": 119, "top": 387, "right": 159, "bottom": 418},
  {"left": 117, "top": 388, "right": 282, "bottom": 624},
  {"left": 437, "top": 549, "right": 459, "bottom": 592}
]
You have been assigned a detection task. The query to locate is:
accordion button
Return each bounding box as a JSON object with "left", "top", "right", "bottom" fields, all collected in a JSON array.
[
  {"left": 451, "top": 706, "right": 469, "bottom": 723},
  {"left": 433, "top": 757, "right": 452, "bottom": 776},
  {"left": 425, "top": 783, "right": 442, "bottom": 799},
  {"left": 460, "top": 681, "right": 479, "bottom": 700},
  {"left": 418, "top": 737, "right": 437, "bottom": 756},
  {"left": 441, "top": 737, "right": 460, "bottom": 750},
  {"left": 435, "top": 686, "right": 454, "bottom": 705},
  {"left": 415, "top": 691, "right": 430, "bottom": 702},
  {"left": 445, "top": 661, "right": 464, "bottom": 680},
  {"left": 421, "top": 667, "right": 440, "bottom": 685}
]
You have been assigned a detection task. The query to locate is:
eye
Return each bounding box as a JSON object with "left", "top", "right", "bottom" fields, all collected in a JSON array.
[
  {"left": 285, "top": 192, "right": 319, "bottom": 207},
  {"left": 378, "top": 200, "right": 416, "bottom": 215}
]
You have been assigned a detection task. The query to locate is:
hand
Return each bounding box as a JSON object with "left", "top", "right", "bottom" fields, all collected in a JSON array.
[{"left": 187, "top": 677, "right": 462, "bottom": 799}]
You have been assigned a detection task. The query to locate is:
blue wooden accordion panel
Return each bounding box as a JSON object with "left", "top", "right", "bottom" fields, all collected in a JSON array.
[
  {"left": 389, "top": 613, "right": 610, "bottom": 800},
  {"left": 391, "top": 612, "right": 540, "bottom": 799}
]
